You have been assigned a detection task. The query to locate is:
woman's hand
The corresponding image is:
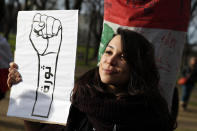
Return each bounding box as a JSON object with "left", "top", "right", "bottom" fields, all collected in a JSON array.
[{"left": 7, "top": 62, "right": 22, "bottom": 88}]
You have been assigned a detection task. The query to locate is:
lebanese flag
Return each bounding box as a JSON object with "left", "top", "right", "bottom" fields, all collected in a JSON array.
[{"left": 98, "top": 0, "right": 190, "bottom": 108}]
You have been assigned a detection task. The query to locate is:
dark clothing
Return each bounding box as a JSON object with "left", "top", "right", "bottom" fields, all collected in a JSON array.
[
  {"left": 181, "top": 84, "right": 194, "bottom": 103},
  {"left": 181, "top": 65, "right": 197, "bottom": 104},
  {"left": 65, "top": 68, "right": 173, "bottom": 131},
  {"left": 182, "top": 65, "right": 197, "bottom": 85},
  {"left": 0, "top": 35, "right": 12, "bottom": 100},
  {"left": 171, "top": 87, "right": 179, "bottom": 128},
  {"left": 66, "top": 98, "right": 172, "bottom": 131},
  {"left": 0, "top": 68, "right": 9, "bottom": 100}
]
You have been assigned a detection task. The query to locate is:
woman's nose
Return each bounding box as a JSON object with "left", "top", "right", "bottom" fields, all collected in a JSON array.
[{"left": 106, "top": 55, "right": 117, "bottom": 66}]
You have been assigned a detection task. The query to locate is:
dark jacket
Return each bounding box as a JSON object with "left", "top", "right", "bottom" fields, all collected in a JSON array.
[
  {"left": 182, "top": 64, "right": 197, "bottom": 85},
  {"left": 65, "top": 68, "right": 173, "bottom": 131},
  {"left": 65, "top": 99, "right": 173, "bottom": 131}
]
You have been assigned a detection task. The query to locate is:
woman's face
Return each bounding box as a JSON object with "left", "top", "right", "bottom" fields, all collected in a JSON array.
[{"left": 99, "top": 35, "right": 130, "bottom": 87}]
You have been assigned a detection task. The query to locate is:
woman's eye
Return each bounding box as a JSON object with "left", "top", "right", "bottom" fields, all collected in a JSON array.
[{"left": 104, "top": 50, "right": 112, "bottom": 55}]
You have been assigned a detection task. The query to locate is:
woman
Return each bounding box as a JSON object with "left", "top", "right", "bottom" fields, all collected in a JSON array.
[{"left": 8, "top": 28, "right": 174, "bottom": 131}]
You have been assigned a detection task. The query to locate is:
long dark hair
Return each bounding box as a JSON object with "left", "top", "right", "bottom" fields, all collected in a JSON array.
[
  {"left": 117, "top": 28, "right": 160, "bottom": 96},
  {"left": 72, "top": 28, "right": 160, "bottom": 98}
]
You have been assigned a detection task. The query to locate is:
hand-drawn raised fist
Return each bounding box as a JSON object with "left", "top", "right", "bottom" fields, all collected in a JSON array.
[
  {"left": 29, "top": 13, "right": 63, "bottom": 118},
  {"left": 29, "top": 13, "right": 62, "bottom": 55}
]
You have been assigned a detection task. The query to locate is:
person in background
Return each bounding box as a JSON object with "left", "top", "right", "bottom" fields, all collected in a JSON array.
[
  {"left": 180, "top": 56, "right": 197, "bottom": 110},
  {"left": 0, "top": 34, "right": 13, "bottom": 100},
  {"left": 0, "top": 0, "right": 13, "bottom": 100},
  {"left": 8, "top": 28, "right": 174, "bottom": 131}
]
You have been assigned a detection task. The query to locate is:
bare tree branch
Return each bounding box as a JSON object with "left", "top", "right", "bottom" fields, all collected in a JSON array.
[
  {"left": 73, "top": 0, "right": 84, "bottom": 9},
  {"left": 65, "top": 0, "right": 70, "bottom": 9},
  {"left": 24, "top": 0, "right": 29, "bottom": 10}
]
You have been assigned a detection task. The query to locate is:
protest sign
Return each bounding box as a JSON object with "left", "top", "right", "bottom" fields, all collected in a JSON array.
[
  {"left": 7, "top": 10, "right": 78, "bottom": 124},
  {"left": 98, "top": 0, "right": 190, "bottom": 109}
]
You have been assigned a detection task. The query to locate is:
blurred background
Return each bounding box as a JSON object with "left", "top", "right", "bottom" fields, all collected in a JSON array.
[{"left": 0, "top": 0, "right": 197, "bottom": 131}]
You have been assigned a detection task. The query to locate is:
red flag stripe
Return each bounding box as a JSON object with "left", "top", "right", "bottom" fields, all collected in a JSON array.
[{"left": 104, "top": 0, "right": 190, "bottom": 32}]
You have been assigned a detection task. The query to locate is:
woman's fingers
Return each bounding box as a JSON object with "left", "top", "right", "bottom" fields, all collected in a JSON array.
[
  {"left": 7, "top": 62, "right": 22, "bottom": 88},
  {"left": 9, "top": 68, "right": 22, "bottom": 81},
  {"left": 7, "top": 71, "right": 22, "bottom": 88},
  {"left": 9, "top": 62, "right": 18, "bottom": 69},
  {"left": 7, "top": 77, "right": 12, "bottom": 89}
]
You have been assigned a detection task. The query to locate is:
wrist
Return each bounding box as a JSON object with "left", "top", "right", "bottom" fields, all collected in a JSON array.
[{"left": 32, "top": 53, "right": 59, "bottom": 118}]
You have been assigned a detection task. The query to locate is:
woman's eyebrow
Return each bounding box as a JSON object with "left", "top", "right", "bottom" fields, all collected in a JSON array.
[{"left": 107, "top": 45, "right": 114, "bottom": 49}]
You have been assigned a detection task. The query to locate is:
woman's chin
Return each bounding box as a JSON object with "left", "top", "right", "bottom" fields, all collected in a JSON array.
[{"left": 100, "top": 78, "right": 113, "bottom": 85}]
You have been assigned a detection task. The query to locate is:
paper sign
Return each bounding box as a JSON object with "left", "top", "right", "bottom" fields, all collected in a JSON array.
[
  {"left": 7, "top": 10, "right": 78, "bottom": 124},
  {"left": 99, "top": 0, "right": 190, "bottom": 109}
]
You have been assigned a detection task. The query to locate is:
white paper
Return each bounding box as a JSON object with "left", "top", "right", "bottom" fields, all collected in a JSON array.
[{"left": 7, "top": 10, "right": 78, "bottom": 124}]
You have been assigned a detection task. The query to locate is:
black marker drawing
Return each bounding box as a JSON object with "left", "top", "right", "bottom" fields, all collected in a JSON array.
[{"left": 29, "top": 13, "right": 62, "bottom": 118}]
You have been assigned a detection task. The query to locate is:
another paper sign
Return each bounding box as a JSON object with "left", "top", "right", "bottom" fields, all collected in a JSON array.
[{"left": 7, "top": 10, "right": 78, "bottom": 124}]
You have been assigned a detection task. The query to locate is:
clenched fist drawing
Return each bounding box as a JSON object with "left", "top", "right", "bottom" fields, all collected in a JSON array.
[
  {"left": 30, "top": 13, "right": 62, "bottom": 55},
  {"left": 29, "top": 13, "right": 62, "bottom": 118}
]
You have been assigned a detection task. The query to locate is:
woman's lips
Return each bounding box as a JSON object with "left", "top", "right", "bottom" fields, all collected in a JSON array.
[{"left": 103, "top": 68, "right": 117, "bottom": 74}]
